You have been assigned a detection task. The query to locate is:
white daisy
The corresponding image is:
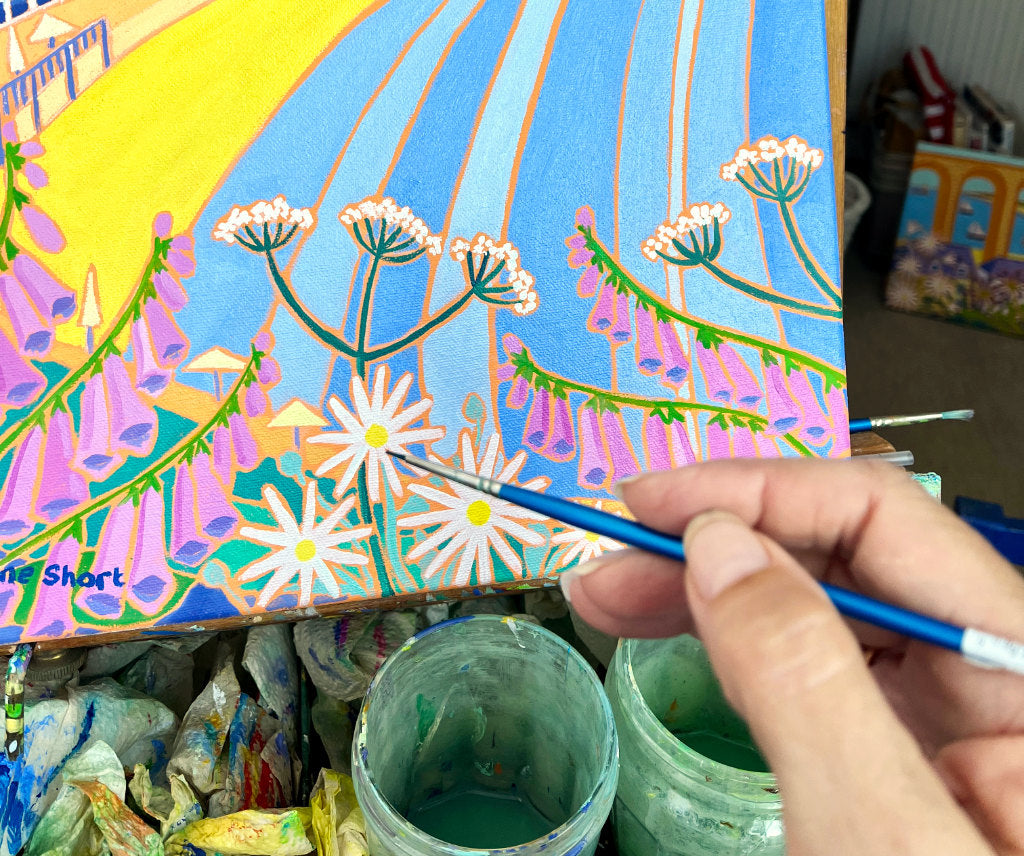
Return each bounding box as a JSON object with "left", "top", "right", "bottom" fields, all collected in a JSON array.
[
  {"left": 886, "top": 280, "right": 920, "bottom": 311},
  {"left": 924, "top": 275, "right": 956, "bottom": 301},
  {"left": 397, "top": 431, "right": 550, "bottom": 586},
  {"left": 551, "top": 501, "right": 623, "bottom": 567},
  {"left": 895, "top": 254, "right": 920, "bottom": 275},
  {"left": 309, "top": 366, "right": 445, "bottom": 501},
  {"left": 239, "top": 483, "right": 371, "bottom": 607}
]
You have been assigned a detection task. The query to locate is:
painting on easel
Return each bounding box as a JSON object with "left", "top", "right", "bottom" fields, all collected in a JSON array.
[{"left": 0, "top": 0, "right": 848, "bottom": 646}]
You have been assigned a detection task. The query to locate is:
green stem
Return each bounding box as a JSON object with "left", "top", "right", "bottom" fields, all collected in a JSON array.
[
  {"left": 0, "top": 243, "right": 164, "bottom": 460},
  {"left": 0, "top": 352, "right": 260, "bottom": 568},
  {"left": 778, "top": 197, "right": 842, "bottom": 307},
  {"left": 357, "top": 467, "right": 393, "bottom": 598},
  {"left": 363, "top": 289, "right": 476, "bottom": 361},
  {"left": 698, "top": 258, "right": 842, "bottom": 319},
  {"left": 583, "top": 230, "right": 846, "bottom": 387},
  {"left": 778, "top": 432, "right": 813, "bottom": 457},
  {"left": 263, "top": 249, "right": 359, "bottom": 359},
  {"left": 0, "top": 146, "right": 15, "bottom": 269},
  {"left": 354, "top": 252, "right": 383, "bottom": 377},
  {"left": 514, "top": 348, "right": 769, "bottom": 429}
]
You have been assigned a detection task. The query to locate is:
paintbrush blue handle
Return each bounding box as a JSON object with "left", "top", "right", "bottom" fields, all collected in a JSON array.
[
  {"left": 496, "top": 483, "right": 687, "bottom": 561},
  {"left": 848, "top": 418, "right": 872, "bottom": 432},
  {"left": 497, "top": 483, "right": 972, "bottom": 658}
]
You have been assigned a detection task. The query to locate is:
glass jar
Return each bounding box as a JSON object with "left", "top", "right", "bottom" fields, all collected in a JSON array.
[
  {"left": 353, "top": 615, "right": 618, "bottom": 856},
  {"left": 606, "top": 634, "right": 784, "bottom": 855}
]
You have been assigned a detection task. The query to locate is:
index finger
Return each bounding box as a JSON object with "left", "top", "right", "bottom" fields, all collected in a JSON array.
[{"left": 615, "top": 458, "right": 1024, "bottom": 637}]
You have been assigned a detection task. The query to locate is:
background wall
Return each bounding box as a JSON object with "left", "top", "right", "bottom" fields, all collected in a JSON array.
[{"left": 849, "top": 0, "right": 1024, "bottom": 155}]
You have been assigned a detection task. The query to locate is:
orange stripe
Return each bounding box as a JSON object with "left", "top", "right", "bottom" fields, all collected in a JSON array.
[
  {"left": 741, "top": 0, "right": 787, "bottom": 344},
  {"left": 282, "top": 0, "right": 453, "bottom": 275},
  {"left": 488, "top": 0, "right": 570, "bottom": 445},
  {"left": 613, "top": 0, "right": 646, "bottom": 256},
  {"left": 414, "top": 0, "right": 530, "bottom": 400},
  {"left": 375, "top": 0, "right": 489, "bottom": 198}
]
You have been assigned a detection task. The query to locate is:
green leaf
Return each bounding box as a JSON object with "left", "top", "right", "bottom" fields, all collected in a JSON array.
[
  {"left": 760, "top": 349, "right": 779, "bottom": 367},
  {"left": 783, "top": 355, "right": 800, "bottom": 375},
  {"left": 4, "top": 238, "right": 18, "bottom": 260},
  {"left": 708, "top": 413, "right": 728, "bottom": 430},
  {"left": 695, "top": 327, "right": 724, "bottom": 351},
  {"left": 66, "top": 519, "right": 85, "bottom": 545},
  {"left": 12, "top": 188, "right": 29, "bottom": 211}
]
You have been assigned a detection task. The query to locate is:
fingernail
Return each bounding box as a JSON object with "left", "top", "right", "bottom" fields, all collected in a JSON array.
[
  {"left": 558, "top": 556, "right": 610, "bottom": 604},
  {"left": 611, "top": 474, "right": 642, "bottom": 502},
  {"left": 683, "top": 510, "right": 770, "bottom": 601}
]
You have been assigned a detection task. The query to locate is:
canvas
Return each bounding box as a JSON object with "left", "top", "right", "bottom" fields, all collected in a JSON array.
[
  {"left": 886, "top": 143, "right": 1024, "bottom": 336},
  {"left": 0, "top": 0, "right": 848, "bottom": 646}
]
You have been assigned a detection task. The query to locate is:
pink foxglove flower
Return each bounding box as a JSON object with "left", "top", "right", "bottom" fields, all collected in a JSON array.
[
  {"left": 497, "top": 334, "right": 531, "bottom": 408},
  {"left": 658, "top": 321, "right": 690, "bottom": 387},
  {"left": 166, "top": 249, "right": 195, "bottom": 277},
  {"left": 731, "top": 427, "right": 757, "bottom": 459},
  {"left": 577, "top": 265, "right": 600, "bottom": 298},
  {"left": 602, "top": 410, "right": 640, "bottom": 483},
  {"left": 755, "top": 432, "right": 782, "bottom": 458},
  {"left": 826, "top": 386, "right": 850, "bottom": 457},
  {"left": 577, "top": 407, "right": 609, "bottom": 490},
  {"left": 153, "top": 270, "right": 188, "bottom": 312},
  {"left": 25, "top": 538, "right": 79, "bottom": 638},
  {"left": 131, "top": 315, "right": 171, "bottom": 395},
  {"left": 668, "top": 418, "right": 697, "bottom": 467},
  {"left": 13, "top": 255, "right": 75, "bottom": 319},
  {"left": 72, "top": 372, "right": 122, "bottom": 480},
  {"left": 522, "top": 389, "right": 575, "bottom": 461},
  {"left": 171, "top": 235, "right": 194, "bottom": 254},
  {"left": 0, "top": 426, "right": 42, "bottom": 537},
  {"left": 21, "top": 206, "right": 66, "bottom": 253},
  {"left": 696, "top": 344, "right": 733, "bottom": 403},
  {"left": 257, "top": 356, "right": 281, "bottom": 386},
  {"left": 212, "top": 423, "right": 233, "bottom": 484},
  {"left": 153, "top": 212, "right": 173, "bottom": 239},
  {"left": 1, "top": 121, "right": 16, "bottom": 143},
  {"left": 22, "top": 162, "right": 48, "bottom": 189},
  {"left": 607, "top": 291, "right": 632, "bottom": 343},
  {"left": 0, "top": 328, "right": 45, "bottom": 407},
  {"left": 587, "top": 281, "right": 616, "bottom": 335},
  {"left": 127, "top": 487, "right": 174, "bottom": 615},
  {"left": 192, "top": 452, "right": 238, "bottom": 539},
  {"left": 142, "top": 298, "right": 188, "bottom": 367},
  {"left": 705, "top": 420, "right": 732, "bottom": 460},
  {"left": 566, "top": 233, "right": 594, "bottom": 268},
  {"left": 229, "top": 412, "right": 259, "bottom": 470},
  {"left": 643, "top": 414, "right": 697, "bottom": 470},
  {"left": 764, "top": 363, "right": 801, "bottom": 433},
  {"left": 77, "top": 500, "right": 135, "bottom": 619},
  {"left": 34, "top": 409, "right": 88, "bottom": 521},
  {"left": 0, "top": 273, "right": 52, "bottom": 354},
  {"left": 104, "top": 355, "right": 157, "bottom": 456},
  {"left": 171, "top": 463, "right": 211, "bottom": 567},
  {"left": 719, "top": 345, "right": 763, "bottom": 408},
  {"left": 575, "top": 205, "right": 595, "bottom": 229},
  {"left": 244, "top": 382, "right": 268, "bottom": 417},
  {"left": 787, "top": 370, "right": 831, "bottom": 443},
  {"left": 634, "top": 307, "right": 663, "bottom": 375}
]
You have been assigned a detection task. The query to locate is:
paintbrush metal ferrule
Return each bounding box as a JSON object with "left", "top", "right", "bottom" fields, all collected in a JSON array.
[{"left": 386, "top": 449, "right": 502, "bottom": 497}]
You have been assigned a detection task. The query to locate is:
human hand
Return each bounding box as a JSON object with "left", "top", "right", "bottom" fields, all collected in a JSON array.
[{"left": 561, "top": 459, "right": 1024, "bottom": 856}]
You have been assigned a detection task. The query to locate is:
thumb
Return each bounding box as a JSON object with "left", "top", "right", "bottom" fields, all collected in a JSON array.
[{"left": 681, "top": 510, "right": 990, "bottom": 856}]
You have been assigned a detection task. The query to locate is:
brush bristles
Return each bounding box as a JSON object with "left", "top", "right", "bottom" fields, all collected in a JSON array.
[{"left": 942, "top": 409, "right": 974, "bottom": 422}]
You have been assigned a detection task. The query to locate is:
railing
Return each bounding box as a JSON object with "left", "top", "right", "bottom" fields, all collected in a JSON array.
[{"left": 0, "top": 18, "right": 109, "bottom": 131}]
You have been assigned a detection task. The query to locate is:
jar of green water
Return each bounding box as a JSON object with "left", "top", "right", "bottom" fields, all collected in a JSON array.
[
  {"left": 606, "top": 634, "right": 784, "bottom": 855},
  {"left": 353, "top": 615, "right": 618, "bottom": 856}
]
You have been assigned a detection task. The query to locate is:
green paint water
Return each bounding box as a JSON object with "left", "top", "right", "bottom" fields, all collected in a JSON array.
[
  {"left": 405, "top": 785, "right": 557, "bottom": 849},
  {"left": 671, "top": 727, "right": 770, "bottom": 773}
]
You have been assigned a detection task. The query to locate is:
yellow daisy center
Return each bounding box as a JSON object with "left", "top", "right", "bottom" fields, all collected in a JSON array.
[
  {"left": 365, "top": 424, "right": 389, "bottom": 448},
  {"left": 584, "top": 532, "right": 600, "bottom": 543},
  {"left": 294, "top": 539, "right": 317, "bottom": 562},
  {"left": 466, "top": 500, "right": 491, "bottom": 526}
]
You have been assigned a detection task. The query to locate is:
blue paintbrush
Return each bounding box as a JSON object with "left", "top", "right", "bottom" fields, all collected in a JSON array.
[
  {"left": 849, "top": 408, "right": 974, "bottom": 433},
  {"left": 387, "top": 449, "right": 1024, "bottom": 677}
]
